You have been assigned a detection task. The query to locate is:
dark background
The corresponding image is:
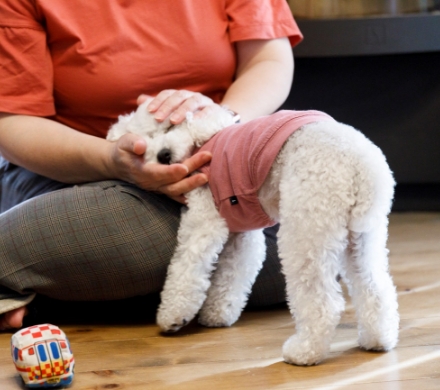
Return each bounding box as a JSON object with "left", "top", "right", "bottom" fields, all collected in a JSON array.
[{"left": 281, "top": 15, "right": 440, "bottom": 211}]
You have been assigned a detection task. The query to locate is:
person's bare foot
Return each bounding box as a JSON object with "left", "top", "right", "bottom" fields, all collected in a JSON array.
[{"left": 0, "top": 306, "right": 27, "bottom": 330}]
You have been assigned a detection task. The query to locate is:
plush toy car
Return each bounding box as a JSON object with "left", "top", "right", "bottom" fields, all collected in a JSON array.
[{"left": 11, "top": 324, "right": 74, "bottom": 388}]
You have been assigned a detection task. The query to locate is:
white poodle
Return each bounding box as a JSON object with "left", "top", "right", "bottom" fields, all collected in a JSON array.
[{"left": 107, "top": 99, "right": 399, "bottom": 366}]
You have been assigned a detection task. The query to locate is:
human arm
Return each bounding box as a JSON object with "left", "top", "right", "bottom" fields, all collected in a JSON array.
[
  {"left": 144, "top": 37, "right": 294, "bottom": 124},
  {"left": 0, "top": 113, "right": 211, "bottom": 203},
  {"left": 221, "top": 37, "right": 294, "bottom": 122}
]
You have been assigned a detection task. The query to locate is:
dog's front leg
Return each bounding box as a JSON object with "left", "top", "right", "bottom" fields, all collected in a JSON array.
[
  {"left": 157, "top": 185, "right": 229, "bottom": 333},
  {"left": 199, "top": 229, "right": 266, "bottom": 327}
]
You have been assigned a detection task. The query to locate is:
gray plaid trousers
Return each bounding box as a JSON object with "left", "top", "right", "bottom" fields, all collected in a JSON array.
[{"left": 0, "top": 162, "right": 286, "bottom": 316}]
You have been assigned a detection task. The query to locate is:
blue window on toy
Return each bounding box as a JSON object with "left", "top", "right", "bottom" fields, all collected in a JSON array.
[
  {"left": 37, "top": 344, "right": 48, "bottom": 362},
  {"left": 13, "top": 347, "right": 19, "bottom": 362},
  {"left": 50, "top": 342, "right": 60, "bottom": 359}
]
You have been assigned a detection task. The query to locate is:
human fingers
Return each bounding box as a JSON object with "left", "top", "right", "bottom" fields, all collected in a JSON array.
[
  {"left": 137, "top": 162, "right": 189, "bottom": 191},
  {"left": 167, "top": 93, "right": 214, "bottom": 124},
  {"left": 158, "top": 172, "right": 208, "bottom": 204},
  {"left": 110, "top": 134, "right": 212, "bottom": 196},
  {"left": 107, "top": 133, "right": 149, "bottom": 185},
  {"left": 181, "top": 151, "right": 212, "bottom": 174},
  {"left": 148, "top": 90, "right": 214, "bottom": 123},
  {"left": 137, "top": 94, "right": 153, "bottom": 105},
  {"left": 116, "top": 132, "right": 147, "bottom": 157},
  {"left": 108, "top": 133, "right": 193, "bottom": 192},
  {"left": 192, "top": 103, "right": 233, "bottom": 121},
  {"left": 146, "top": 89, "right": 180, "bottom": 115},
  {"left": 153, "top": 151, "right": 212, "bottom": 203}
]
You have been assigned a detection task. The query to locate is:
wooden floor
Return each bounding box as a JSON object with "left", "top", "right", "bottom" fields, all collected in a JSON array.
[{"left": 1, "top": 212, "right": 439, "bottom": 389}]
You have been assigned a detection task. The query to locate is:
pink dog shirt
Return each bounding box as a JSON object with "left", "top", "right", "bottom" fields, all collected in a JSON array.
[{"left": 198, "top": 110, "right": 335, "bottom": 232}]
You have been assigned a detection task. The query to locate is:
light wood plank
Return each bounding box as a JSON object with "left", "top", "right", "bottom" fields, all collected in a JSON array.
[{"left": 1, "top": 212, "right": 439, "bottom": 389}]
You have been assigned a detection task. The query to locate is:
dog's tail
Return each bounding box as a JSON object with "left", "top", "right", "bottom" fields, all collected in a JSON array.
[{"left": 345, "top": 124, "right": 396, "bottom": 233}]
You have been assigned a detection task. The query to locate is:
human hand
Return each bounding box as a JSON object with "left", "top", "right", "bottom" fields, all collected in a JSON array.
[
  {"left": 137, "top": 89, "right": 220, "bottom": 125},
  {"left": 108, "top": 132, "right": 211, "bottom": 203}
]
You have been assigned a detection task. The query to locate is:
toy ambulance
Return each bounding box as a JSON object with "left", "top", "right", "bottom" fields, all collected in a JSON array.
[{"left": 11, "top": 324, "right": 75, "bottom": 388}]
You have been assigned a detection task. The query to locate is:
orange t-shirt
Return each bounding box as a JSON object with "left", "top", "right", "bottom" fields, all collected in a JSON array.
[{"left": 0, "top": 0, "right": 303, "bottom": 138}]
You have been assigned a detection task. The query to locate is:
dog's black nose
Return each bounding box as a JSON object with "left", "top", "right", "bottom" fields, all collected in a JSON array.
[{"left": 157, "top": 148, "right": 172, "bottom": 165}]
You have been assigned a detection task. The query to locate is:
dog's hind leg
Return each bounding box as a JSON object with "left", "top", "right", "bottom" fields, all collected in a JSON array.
[
  {"left": 278, "top": 210, "right": 347, "bottom": 365},
  {"left": 341, "top": 220, "right": 399, "bottom": 352},
  {"left": 156, "top": 185, "right": 229, "bottom": 333},
  {"left": 199, "top": 229, "right": 266, "bottom": 327},
  {"left": 277, "top": 164, "right": 348, "bottom": 365},
  {"left": 339, "top": 130, "right": 399, "bottom": 352}
]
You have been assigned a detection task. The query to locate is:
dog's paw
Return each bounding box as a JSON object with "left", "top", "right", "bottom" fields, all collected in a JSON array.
[
  {"left": 198, "top": 302, "right": 241, "bottom": 328},
  {"left": 282, "top": 335, "right": 329, "bottom": 366},
  {"left": 157, "top": 309, "right": 191, "bottom": 333},
  {"left": 198, "top": 313, "right": 230, "bottom": 328},
  {"left": 358, "top": 328, "right": 399, "bottom": 352},
  {"left": 357, "top": 307, "right": 399, "bottom": 352},
  {"left": 159, "top": 318, "right": 190, "bottom": 333},
  {"left": 157, "top": 289, "right": 207, "bottom": 333}
]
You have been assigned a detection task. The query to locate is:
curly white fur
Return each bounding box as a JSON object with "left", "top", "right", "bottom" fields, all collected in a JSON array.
[{"left": 107, "top": 105, "right": 399, "bottom": 366}]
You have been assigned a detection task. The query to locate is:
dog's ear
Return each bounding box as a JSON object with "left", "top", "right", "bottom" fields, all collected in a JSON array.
[
  {"left": 106, "top": 112, "right": 135, "bottom": 141},
  {"left": 187, "top": 108, "right": 235, "bottom": 147},
  {"left": 108, "top": 100, "right": 173, "bottom": 141},
  {"left": 107, "top": 99, "right": 153, "bottom": 141}
]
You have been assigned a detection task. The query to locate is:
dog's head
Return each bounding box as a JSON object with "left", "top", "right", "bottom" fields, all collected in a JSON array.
[
  {"left": 108, "top": 101, "right": 235, "bottom": 165},
  {"left": 144, "top": 116, "right": 197, "bottom": 165},
  {"left": 107, "top": 97, "right": 173, "bottom": 142}
]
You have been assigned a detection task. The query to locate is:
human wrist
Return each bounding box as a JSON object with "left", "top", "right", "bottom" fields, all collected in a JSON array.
[
  {"left": 96, "top": 138, "right": 119, "bottom": 182},
  {"left": 220, "top": 105, "right": 241, "bottom": 123}
]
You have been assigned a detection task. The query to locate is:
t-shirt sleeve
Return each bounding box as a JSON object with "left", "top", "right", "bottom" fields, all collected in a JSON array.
[
  {"left": 0, "top": 1, "right": 55, "bottom": 116},
  {"left": 226, "top": 0, "right": 303, "bottom": 47}
]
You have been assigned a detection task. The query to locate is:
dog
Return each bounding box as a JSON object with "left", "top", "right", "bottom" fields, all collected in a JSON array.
[{"left": 107, "top": 99, "right": 399, "bottom": 365}]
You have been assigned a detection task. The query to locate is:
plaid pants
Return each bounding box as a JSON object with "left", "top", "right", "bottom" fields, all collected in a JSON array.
[{"left": 0, "top": 160, "right": 286, "bottom": 316}]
